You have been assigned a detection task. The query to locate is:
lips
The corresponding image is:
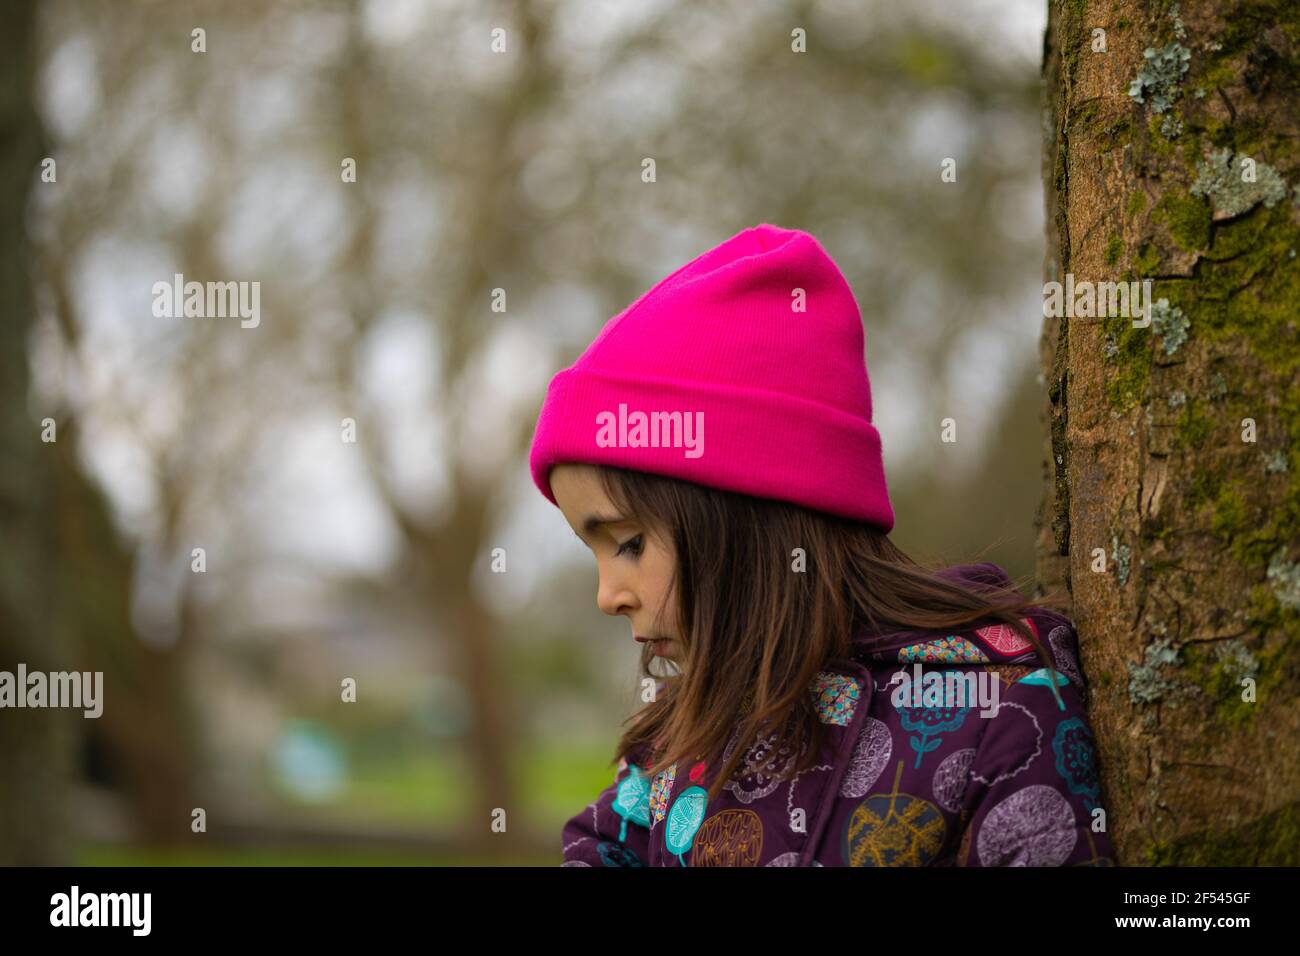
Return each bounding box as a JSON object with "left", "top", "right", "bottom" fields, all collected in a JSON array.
[{"left": 635, "top": 635, "right": 674, "bottom": 658}]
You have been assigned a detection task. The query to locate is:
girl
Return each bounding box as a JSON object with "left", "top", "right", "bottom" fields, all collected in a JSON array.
[{"left": 529, "top": 223, "right": 1115, "bottom": 867}]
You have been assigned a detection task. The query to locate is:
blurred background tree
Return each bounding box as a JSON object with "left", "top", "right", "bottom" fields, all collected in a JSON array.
[
  {"left": 1, "top": 0, "right": 77, "bottom": 867},
  {"left": 4, "top": 0, "right": 1055, "bottom": 864}
]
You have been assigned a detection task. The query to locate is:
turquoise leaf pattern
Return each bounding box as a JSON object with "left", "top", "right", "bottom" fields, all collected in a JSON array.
[
  {"left": 613, "top": 764, "right": 652, "bottom": 841},
  {"left": 665, "top": 785, "right": 709, "bottom": 863}
]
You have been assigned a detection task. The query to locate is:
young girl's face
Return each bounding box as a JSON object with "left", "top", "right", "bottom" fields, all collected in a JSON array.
[{"left": 550, "top": 463, "right": 681, "bottom": 661}]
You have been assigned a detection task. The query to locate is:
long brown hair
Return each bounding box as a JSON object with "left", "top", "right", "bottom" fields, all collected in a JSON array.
[{"left": 598, "top": 464, "right": 1068, "bottom": 804}]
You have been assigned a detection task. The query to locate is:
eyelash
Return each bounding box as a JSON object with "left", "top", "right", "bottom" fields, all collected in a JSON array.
[{"left": 615, "top": 535, "right": 644, "bottom": 558}]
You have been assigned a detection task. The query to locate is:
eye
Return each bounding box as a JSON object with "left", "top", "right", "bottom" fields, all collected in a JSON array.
[{"left": 614, "top": 534, "right": 644, "bottom": 558}]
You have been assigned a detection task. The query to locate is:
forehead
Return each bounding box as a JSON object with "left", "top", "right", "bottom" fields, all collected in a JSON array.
[{"left": 551, "top": 464, "right": 614, "bottom": 514}]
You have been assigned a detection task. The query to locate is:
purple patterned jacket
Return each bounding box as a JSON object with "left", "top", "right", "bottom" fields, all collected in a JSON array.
[{"left": 561, "top": 563, "right": 1117, "bottom": 867}]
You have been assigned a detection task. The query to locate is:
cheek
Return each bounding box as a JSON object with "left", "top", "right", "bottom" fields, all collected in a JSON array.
[{"left": 647, "top": 553, "right": 676, "bottom": 609}]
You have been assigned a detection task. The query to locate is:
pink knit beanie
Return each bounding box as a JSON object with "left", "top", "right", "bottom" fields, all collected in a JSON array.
[{"left": 528, "top": 223, "right": 894, "bottom": 532}]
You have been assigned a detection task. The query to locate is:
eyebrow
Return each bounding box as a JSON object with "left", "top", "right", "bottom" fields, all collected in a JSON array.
[{"left": 581, "top": 512, "right": 627, "bottom": 536}]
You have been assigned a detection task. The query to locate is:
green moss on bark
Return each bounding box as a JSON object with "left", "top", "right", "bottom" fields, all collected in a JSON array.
[
  {"left": 1146, "top": 799, "right": 1300, "bottom": 865},
  {"left": 1133, "top": 239, "right": 1161, "bottom": 276},
  {"left": 1181, "top": 639, "right": 1259, "bottom": 729},
  {"left": 1175, "top": 399, "right": 1214, "bottom": 447},
  {"left": 1145, "top": 114, "right": 1176, "bottom": 157},
  {"left": 1210, "top": 480, "right": 1249, "bottom": 542},
  {"left": 1153, "top": 191, "right": 1212, "bottom": 251},
  {"left": 1147, "top": 202, "right": 1300, "bottom": 567},
  {"left": 1105, "top": 234, "right": 1124, "bottom": 264},
  {"left": 1060, "top": 0, "right": 1089, "bottom": 85},
  {"left": 1184, "top": 464, "right": 1222, "bottom": 513},
  {"left": 1174, "top": 203, "right": 1300, "bottom": 370},
  {"left": 1102, "top": 312, "right": 1155, "bottom": 412}
]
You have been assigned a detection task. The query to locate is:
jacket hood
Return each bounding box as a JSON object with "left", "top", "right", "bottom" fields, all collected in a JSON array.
[{"left": 847, "top": 561, "right": 1087, "bottom": 698}]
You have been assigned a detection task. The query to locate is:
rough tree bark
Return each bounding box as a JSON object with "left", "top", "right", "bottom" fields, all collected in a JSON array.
[{"left": 1039, "top": 0, "right": 1299, "bottom": 864}]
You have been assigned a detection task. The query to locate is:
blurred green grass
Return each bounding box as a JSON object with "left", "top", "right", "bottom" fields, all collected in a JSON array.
[
  {"left": 269, "top": 739, "right": 618, "bottom": 825},
  {"left": 77, "top": 740, "right": 621, "bottom": 866},
  {"left": 76, "top": 845, "right": 555, "bottom": 866}
]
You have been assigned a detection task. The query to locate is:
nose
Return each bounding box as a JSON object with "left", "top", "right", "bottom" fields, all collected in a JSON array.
[{"left": 595, "top": 563, "right": 637, "bottom": 618}]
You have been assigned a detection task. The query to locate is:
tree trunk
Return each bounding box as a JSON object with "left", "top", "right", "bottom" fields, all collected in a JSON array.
[
  {"left": 2, "top": 1, "right": 196, "bottom": 852},
  {"left": 0, "top": 0, "right": 77, "bottom": 865},
  {"left": 1040, "top": 0, "right": 1300, "bottom": 864},
  {"left": 50, "top": 420, "right": 198, "bottom": 845}
]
